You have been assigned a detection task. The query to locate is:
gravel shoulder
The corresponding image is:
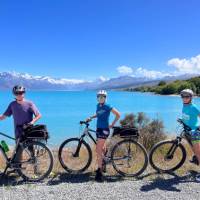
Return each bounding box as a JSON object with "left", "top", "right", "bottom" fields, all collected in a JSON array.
[{"left": 0, "top": 171, "right": 200, "bottom": 200}]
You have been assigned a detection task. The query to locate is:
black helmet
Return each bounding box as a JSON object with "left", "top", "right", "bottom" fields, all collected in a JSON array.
[{"left": 12, "top": 85, "right": 26, "bottom": 95}]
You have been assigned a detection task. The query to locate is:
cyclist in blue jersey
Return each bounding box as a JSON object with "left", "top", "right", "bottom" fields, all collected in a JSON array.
[
  {"left": 86, "top": 90, "right": 120, "bottom": 182},
  {"left": 181, "top": 89, "right": 200, "bottom": 181}
]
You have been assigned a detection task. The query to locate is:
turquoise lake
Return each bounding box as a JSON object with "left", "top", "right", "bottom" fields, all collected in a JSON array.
[{"left": 1, "top": 91, "right": 200, "bottom": 146}]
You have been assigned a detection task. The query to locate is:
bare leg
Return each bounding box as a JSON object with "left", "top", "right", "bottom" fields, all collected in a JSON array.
[
  {"left": 96, "top": 138, "right": 106, "bottom": 170},
  {"left": 192, "top": 142, "right": 200, "bottom": 163}
]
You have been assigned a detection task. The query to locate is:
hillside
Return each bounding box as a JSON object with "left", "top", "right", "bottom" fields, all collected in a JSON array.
[{"left": 127, "top": 76, "right": 200, "bottom": 95}]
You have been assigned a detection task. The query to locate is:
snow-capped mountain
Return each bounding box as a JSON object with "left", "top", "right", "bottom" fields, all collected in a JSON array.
[
  {"left": 0, "top": 72, "right": 106, "bottom": 90},
  {"left": 0, "top": 71, "right": 198, "bottom": 90}
]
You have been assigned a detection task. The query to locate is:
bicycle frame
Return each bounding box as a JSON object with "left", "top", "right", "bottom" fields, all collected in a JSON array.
[
  {"left": 165, "top": 127, "right": 193, "bottom": 160},
  {"left": 0, "top": 132, "right": 28, "bottom": 174},
  {"left": 72, "top": 124, "right": 97, "bottom": 158},
  {"left": 77, "top": 124, "right": 133, "bottom": 163},
  {"left": 79, "top": 124, "right": 97, "bottom": 145},
  {"left": 0, "top": 132, "right": 16, "bottom": 161}
]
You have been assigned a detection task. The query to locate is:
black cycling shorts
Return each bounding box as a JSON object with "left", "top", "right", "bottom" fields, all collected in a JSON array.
[{"left": 96, "top": 128, "right": 110, "bottom": 139}]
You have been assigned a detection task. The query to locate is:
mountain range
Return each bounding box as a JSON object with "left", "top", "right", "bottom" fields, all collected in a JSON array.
[{"left": 0, "top": 71, "right": 198, "bottom": 91}]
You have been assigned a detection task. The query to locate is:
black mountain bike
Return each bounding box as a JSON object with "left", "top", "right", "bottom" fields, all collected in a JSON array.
[
  {"left": 149, "top": 118, "right": 199, "bottom": 173},
  {"left": 58, "top": 121, "right": 148, "bottom": 177},
  {"left": 0, "top": 127, "right": 53, "bottom": 182}
]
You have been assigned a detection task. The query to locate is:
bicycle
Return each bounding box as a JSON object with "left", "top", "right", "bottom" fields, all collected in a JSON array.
[
  {"left": 58, "top": 121, "right": 148, "bottom": 177},
  {"left": 0, "top": 124, "right": 54, "bottom": 182},
  {"left": 149, "top": 118, "right": 199, "bottom": 173}
]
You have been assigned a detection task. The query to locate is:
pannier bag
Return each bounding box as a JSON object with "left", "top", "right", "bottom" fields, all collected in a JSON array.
[
  {"left": 113, "top": 126, "right": 139, "bottom": 138},
  {"left": 23, "top": 124, "right": 49, "bottom": 140}
]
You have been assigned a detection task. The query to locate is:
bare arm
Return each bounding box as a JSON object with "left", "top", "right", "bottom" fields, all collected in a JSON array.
[
  {"left": 29, "top": 114, "right": 42, "bottom": 125},
  {"left": 110, "top": 108, "right": 120, "bottom": 128},
  {"left": 86, "top": 114, "right": 97, "bottom": 122}
]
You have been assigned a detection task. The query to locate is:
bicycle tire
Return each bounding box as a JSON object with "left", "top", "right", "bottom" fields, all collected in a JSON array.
[
  {"left": 58, "top": 138, "right": 92, "bottom": 173},
  {"left": 149, "top": 140, "right": 186, "bottom": 173},
  {"left": 17, "top": 140, "right": 54, "bottom": 182},
  {"left": 111, "top": 138, "right": 148, "bottom": 177}
]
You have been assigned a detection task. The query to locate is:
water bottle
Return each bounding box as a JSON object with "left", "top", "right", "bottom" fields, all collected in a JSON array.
[{"left": 1, "top": 140, "right": 9, "bottom": 153}]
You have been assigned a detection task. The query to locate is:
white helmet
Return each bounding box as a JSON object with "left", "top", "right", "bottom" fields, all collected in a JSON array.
[
  {"left": 97, "top": 90, "right": 107, "bottom": 97},
  {"left": 180, "top": 89, "right": 194, "bottom": 97}
]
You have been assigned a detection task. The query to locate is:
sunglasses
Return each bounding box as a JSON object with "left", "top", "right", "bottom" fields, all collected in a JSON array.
[
  {"left": 181, "top": 95, "right": 191, "bottom": 99},
  {"left": 15, "top": 92, "right": 25, "bottom": 96},
  {"left": 97, "top": 95, "right": 106, "bottom": 98}
]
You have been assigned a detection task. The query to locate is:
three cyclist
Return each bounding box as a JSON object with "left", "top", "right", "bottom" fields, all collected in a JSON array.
[
  {"left": 180, "top": 89, "right": 200, "bottom": 181},
  {"left": 86, "top": 90, "right": 120, "bottom": 182},
  {"left": 2, "top": 86, "right": 200, "bottom": 182}
]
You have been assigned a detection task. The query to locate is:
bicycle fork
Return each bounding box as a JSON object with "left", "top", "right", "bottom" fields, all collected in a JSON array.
[
  {"left": 165, "top": 138, "right": 181, "bottom": 160},
  {"left": 73, "top": 139, "right": 84, "bottom": 157}
]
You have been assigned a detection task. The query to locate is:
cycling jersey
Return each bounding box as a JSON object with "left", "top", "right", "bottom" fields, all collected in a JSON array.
[
  {"left": 182, "top": 103, "right": 200, "bottom": 130},
  {"left": 96, "top": 103, "right": 113, "bottom": 129},
  {"left": 3, "top": 100, "right": 40, "bottom": 139}
]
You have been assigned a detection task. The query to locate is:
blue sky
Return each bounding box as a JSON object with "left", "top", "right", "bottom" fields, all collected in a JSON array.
[{"left": 0, "top": 0, "right": 200, "bottom": 80}]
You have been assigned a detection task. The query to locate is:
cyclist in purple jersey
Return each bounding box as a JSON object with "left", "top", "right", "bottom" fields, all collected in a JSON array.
[{"left": 0, "top": 85, "right": 41, "bottom": 140}]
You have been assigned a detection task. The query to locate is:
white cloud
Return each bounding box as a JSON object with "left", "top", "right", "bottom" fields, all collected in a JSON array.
[
  {"left": 116, "top": 65, "right": 170, "bottom": 79},
  {"left": 133, "top": 67, "right": 171, "bottom": 79},
  {"left": 98, "top": 76, "right": 109, "bottom": 82},
  {"left": 167, "top": 54, "right": 200, "bottom": 74},
  {"left": 48, "top": 78, "right": 86, "bottom": 85},
  {"left": 117, "top": 66, "right": 133, "bottom": 75}
]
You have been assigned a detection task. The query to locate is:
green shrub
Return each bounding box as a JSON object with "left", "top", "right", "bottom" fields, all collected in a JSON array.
[
  {"left": 120, "top": 113, "right": 167, "bottom": 150},
  {"left": 158, "top": 81, "right": 166, "bottom": 86}
]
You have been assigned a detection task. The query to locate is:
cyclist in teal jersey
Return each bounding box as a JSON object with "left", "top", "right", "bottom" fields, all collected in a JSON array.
[
  {"left": 86, "top": 90, "right": 120, "bottom": 182},
  {"left": 181, "top": 89, "right": 200, "bottom": 182}
]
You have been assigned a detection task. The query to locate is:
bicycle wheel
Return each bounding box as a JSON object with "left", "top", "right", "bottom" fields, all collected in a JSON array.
[
  {"left": 149, "top": 140, "right": 186, "bottom": 173},
  {"left": 58, "top": 138, "right": 92, "bottom": 173},
  {"left": 111, "top": 139, "right": 148, "bottom": 177},
  {"left": 17, "top": 141, "right": 53, "bottom": 181}
]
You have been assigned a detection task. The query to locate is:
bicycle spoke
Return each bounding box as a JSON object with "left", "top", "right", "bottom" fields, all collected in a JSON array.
[
  {"left": 59, "top": 138, "right": 92, "bottom": 173},
  {"left": 18, "top": 141, "right": 53, "bottom": 181},
  {"left": 111, "top": 139, "right": 148, "bottom": 177},
  {"left": 149, "top": 140, "right": 186, "bottom": 172}
]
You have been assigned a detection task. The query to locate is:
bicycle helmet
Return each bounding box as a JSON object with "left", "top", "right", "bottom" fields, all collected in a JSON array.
[
  {"left": 180, "top": 89, "right": 194, "bottom": 97},
  {"left": 12, "top": 85, "right": 26, "bottom": 95},
  {"left": 97, "top": 90, "right": 107, "bottom": 97}
]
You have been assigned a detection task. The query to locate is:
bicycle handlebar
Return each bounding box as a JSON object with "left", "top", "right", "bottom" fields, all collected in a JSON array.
[
  {"left": 80, "top": 121, "right": 90, "bottom": 126},
  {"left": 177, "top": 118, "right": 191, "bottom": 131}
]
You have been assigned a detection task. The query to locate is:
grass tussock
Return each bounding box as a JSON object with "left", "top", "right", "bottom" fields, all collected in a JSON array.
[{"left": 120, "top": 112, "right": 167, "bottom": 150}]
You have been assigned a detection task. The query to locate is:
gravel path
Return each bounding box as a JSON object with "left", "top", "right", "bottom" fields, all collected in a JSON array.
[{"left": 0, "top": 172, "right": 200, "bottom": 200}]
